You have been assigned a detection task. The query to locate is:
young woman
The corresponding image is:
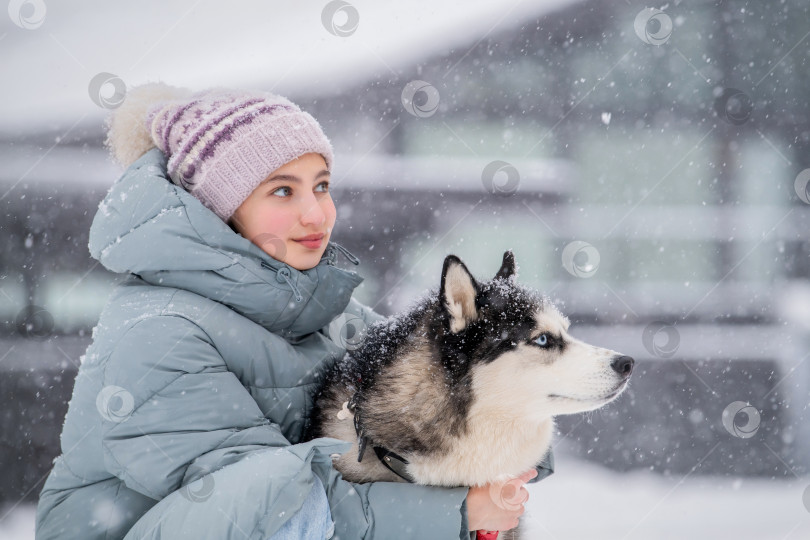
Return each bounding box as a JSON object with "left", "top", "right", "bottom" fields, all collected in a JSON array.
[{"left": 35, "top": 83, "right": 550, "bottom": 539}]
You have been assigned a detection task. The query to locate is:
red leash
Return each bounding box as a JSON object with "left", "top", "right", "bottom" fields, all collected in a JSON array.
[{"left": 476, "top": 531, "right": 499, "bottom": 540}]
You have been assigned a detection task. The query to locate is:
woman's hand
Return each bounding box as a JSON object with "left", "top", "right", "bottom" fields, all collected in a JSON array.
[{"left": 466, "top": 468, "right": 538, "bottom": 532}]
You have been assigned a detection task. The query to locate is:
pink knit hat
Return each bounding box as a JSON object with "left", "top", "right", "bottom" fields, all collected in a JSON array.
[{"left": 105, "top": 83, "right": 334, "bottom": 222}]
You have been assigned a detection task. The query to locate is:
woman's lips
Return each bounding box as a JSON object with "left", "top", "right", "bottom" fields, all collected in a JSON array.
[{"left": 293, "top": 234, "right": 324, "bottom": 249}]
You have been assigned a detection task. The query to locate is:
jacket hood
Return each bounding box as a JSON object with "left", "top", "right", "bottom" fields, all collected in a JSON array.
[{"left": 88, "top": 148, "right": 364, "bottom": 337}]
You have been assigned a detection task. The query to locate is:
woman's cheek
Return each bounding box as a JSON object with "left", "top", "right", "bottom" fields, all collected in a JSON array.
[
  {"left": 263, "top": 210, "right": 296, "bottom": 240},
  {"left": 325, "top": 198, "right": 337, "bottom": 229}
]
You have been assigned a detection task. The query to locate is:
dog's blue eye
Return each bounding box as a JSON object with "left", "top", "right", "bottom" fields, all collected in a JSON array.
[{"left": 536, "top": 334, "right": 548, "bottom": 346}]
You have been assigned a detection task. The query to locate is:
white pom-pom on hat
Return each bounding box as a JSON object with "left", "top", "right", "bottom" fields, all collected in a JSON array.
[
  {"left": 101, "top": 82, "right": 335, "bottom": 222},
  {"left": 103, "top": 81, "right": 193, "bottom": 168}
]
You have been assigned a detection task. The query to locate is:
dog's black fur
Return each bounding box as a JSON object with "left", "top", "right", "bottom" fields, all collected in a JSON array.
[{"left": 305, "top": 251, "right": 545, "bottom": 458}]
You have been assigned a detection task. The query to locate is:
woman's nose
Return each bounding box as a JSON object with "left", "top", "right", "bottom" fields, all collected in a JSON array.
[{"left": 300, "top": 197, "right": 326, "bottom": 226}]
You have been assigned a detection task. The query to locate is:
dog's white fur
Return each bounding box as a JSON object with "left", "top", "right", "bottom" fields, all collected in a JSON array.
[{"left": 412, "top": 305, "right": 626, "bottom": 486}]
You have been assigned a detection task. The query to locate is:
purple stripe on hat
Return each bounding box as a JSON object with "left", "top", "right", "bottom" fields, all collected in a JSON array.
[
  {"left": 167, "top": 97, "right": 263, "bottom": 182},
  {"left": 151, "top": 86, "right": 333, "bottom": 222},
  {"left": 196, "top": 103, "right": 297, "bottom": 163},
  {"left": 172, "top": 97, "right": 270, "bottom": 169},
  {"left": 158, "top": 99, "right": 200, "bottom": 153}
]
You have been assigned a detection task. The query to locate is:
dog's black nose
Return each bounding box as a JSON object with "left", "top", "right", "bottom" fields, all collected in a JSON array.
[{"left": 611, "top": 355, "right": 634, "bottom": 377}]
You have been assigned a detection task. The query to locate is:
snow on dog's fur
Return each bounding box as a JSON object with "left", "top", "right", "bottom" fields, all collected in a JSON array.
[{"left": 306, "top": 251, "right": 634, "bottom": 524}]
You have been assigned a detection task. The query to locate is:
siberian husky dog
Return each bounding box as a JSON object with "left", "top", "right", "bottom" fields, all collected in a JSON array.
[{"left": 307, "top": 251, "right": 633, "bottom": 538}]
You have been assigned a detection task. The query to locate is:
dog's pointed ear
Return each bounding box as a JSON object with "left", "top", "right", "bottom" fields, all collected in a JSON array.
[
  {"left": 440, "top": 255, "right": 479, "bottom": 333},
  {"left": 494, "top": 250, "right": 516, "bottom": 281}
]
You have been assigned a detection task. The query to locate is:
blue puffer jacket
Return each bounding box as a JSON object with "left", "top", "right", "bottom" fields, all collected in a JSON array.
[{"left": 35, "top": 148, "right": 481, "bottom": 539}]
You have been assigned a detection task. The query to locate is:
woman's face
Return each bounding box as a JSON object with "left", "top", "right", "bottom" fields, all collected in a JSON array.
[{"left": 229, "top": 153, "right": 336, "bottom": 271}]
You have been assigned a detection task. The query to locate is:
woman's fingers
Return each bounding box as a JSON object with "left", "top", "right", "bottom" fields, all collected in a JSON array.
[
  {"left": 501, "top": 479, "right": 529, "bottom": 505},
  {"left": 501, "top": 482, "right": 518, "bottom": 502},
  {"left": 518, "top": 468, "right": 538, "bottom": 483},
  {"left": 489, "top": 481, "right": 527, "bottom": 510},
  {"left": 482, "top": 468, "right": 537, "bottom": 516},
  {"left": 500, "top": 468, "right": 536, "bottom": 506}
]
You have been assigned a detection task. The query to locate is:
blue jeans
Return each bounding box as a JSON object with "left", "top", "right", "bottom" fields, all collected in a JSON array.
[{"left": 268, "top": 475, "right": 334, "bottom": 540}]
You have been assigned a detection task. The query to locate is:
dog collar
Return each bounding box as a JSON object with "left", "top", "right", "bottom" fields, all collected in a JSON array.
[
  {"left": 372, "top": 446, "right": 416, "bottom": 483},
  {"left": 350, "top": 396, "right": 416, "bottom": 483}
]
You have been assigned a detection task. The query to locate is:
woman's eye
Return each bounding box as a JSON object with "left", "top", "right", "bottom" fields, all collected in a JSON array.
[
  {"left": 536, "top": 334, "right": 548, "bottom": 346},
  {"left": 271, "top": 182, "right": 328, "bottom": 197}
]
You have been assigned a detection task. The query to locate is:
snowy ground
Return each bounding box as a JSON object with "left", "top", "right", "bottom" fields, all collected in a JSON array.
[
  {"left": 0, "top": 503, "right": 35, "bottom": 540},
  {"left": 523, "top": 452, "right": 810, "bottom": 540},
  {"left": 3, "top": 452, "right": 808, "bottom": 539}
]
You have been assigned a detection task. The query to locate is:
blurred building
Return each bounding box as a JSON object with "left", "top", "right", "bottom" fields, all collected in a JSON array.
[{"left": 2, "top": 0, "right": 809, "bottom": 506}]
